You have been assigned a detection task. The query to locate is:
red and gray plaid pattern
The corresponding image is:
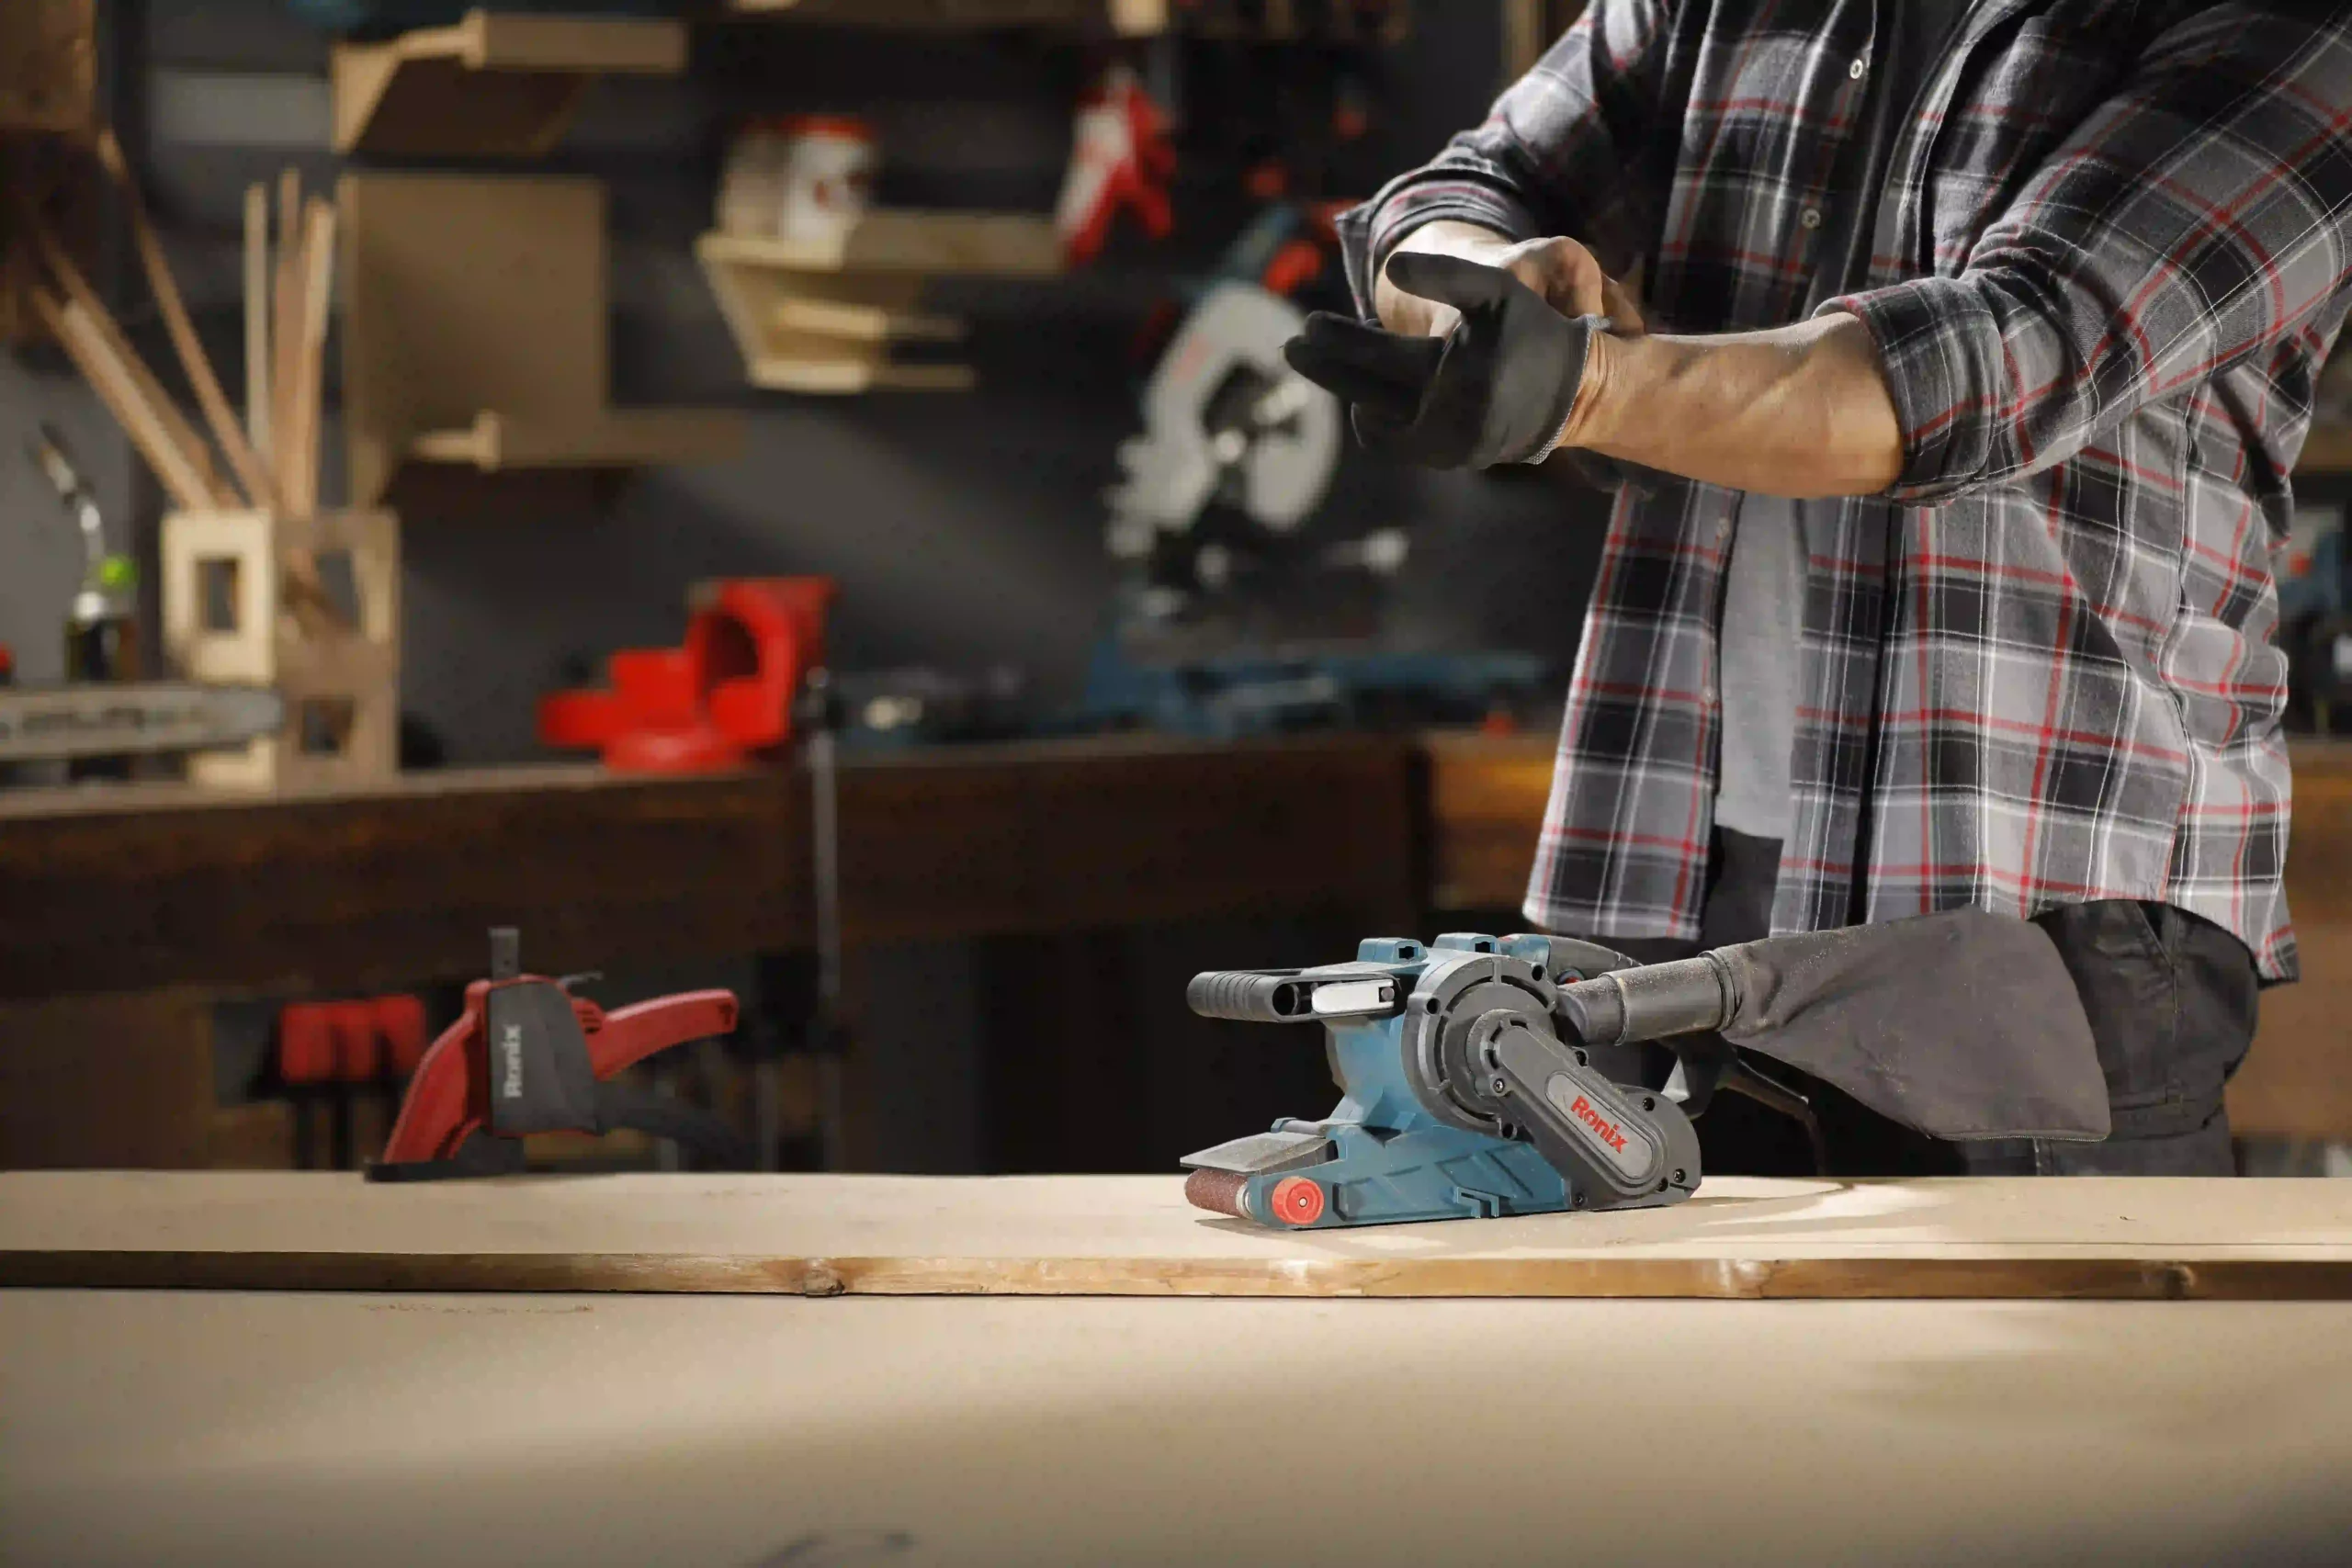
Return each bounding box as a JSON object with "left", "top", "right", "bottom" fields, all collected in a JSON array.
[{"left": 1340, "top": 0, "right": 2352, "bottom": 979}]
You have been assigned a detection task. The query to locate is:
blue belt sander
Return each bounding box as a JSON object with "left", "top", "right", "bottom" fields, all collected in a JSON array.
[
  {"left": 1181, "top": 931, "right": 1709, "bottom": 1228},
  {"left": 1182, "top": 912, "right": 2120, "bottom": 1228}
]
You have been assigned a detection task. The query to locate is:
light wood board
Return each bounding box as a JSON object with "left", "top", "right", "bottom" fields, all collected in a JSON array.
[
  {"left": 6, "top": 1172, "right": 2351, "bottom": 1300},
  {"left": 8, "top": 1290, "right": 2352, "bottom": 1567}
]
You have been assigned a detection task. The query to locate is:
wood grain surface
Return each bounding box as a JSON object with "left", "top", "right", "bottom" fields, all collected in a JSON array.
[
  {"left": 10, "top": 1290, "right": 2350, "bottom": 1568},
  {"left": 6, "top": 1171, "right": 2350, "bottom": 1300}
]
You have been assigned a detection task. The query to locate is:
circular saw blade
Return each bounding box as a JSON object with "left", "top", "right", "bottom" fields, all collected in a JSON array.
[{"left": 1110, "top": 282, "right": 1340, "bottom": 538}]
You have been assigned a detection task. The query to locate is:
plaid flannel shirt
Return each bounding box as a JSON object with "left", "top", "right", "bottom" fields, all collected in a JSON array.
[{"left": 1340, "top": 0, "right": 2352, "bottom": 980}]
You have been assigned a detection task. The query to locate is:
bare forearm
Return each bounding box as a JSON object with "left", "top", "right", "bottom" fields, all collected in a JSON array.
[{"left": 1562, "top": 312, "right": 1905, "bottom": 499}]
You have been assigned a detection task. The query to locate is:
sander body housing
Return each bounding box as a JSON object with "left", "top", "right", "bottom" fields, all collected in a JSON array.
[{"left": 1182, "top": 932, "right": 1702, "bottom": 1229}]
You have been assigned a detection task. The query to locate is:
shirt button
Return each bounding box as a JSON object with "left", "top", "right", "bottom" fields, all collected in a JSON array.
[
  {"left": 1800, "top": 207, "right": 1824, "bottom": 230},
  {"left": 1850, "top": 56, "right": 1868, "bottom": 80}
]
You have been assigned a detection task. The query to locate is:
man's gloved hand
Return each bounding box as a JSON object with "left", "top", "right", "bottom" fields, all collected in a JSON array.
[{"left": 1282, "top": 252, "right": 1605, "bottom": 470}]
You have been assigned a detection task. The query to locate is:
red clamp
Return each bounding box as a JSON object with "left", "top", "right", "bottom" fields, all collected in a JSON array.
[{"left": 372, "top": 929, "right": 741, "bottom": 1180}]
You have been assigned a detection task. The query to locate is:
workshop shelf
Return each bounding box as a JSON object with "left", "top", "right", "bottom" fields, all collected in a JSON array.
[
  {"left": 342, "top": 171, "right": 742, "bottom": 504},
  {"left": 330, "top": 9, "right": 688, "bottom": 159},
  {"left": 695, "top": 214, "right": 1063, "bottom": 395}
]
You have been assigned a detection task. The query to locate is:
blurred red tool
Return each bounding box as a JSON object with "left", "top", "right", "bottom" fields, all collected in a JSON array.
[{"left": 538, "top": 577, "right": 836, "bottom": 774}]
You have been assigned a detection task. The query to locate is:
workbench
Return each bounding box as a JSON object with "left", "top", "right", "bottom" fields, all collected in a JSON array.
[
  {"left": 6, "top": 1170, "right": 2352, "bottom": 1566},
  {"left": 1, "top": 733, "right": 2345, "bottom": 1167}
]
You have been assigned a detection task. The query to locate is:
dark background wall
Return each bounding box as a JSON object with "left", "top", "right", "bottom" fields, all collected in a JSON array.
[{"left": 0, "top": 0, "right": 1611, "bottom": 761}]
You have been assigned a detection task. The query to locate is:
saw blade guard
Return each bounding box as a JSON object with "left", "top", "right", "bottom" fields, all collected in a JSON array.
[{"left": 1109, "top": 282, "right": 1340, "bottom": 540}]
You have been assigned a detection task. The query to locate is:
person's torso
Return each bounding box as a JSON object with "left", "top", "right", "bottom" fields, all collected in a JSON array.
[{"left": 1633, "top": 0, "right": 2161, "bottom": 328}]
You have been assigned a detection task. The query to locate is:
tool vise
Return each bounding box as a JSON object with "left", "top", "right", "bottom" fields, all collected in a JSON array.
[{"left": 1182, "top": 932, "right": 1703, "bottom": 1228}]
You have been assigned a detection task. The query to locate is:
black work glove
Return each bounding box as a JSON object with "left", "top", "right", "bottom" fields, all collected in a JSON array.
[{"left": 1281, "top": 252, "right": 1605, "bottom": 471}]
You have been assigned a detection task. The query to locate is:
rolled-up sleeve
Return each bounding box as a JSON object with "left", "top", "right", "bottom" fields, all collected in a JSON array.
[
  {"left": 1338, "top": 0, "right": 1673, "bottom": 317},
  {"left": 1825, "top": 6, "right": 2352, "bottom": 504}
]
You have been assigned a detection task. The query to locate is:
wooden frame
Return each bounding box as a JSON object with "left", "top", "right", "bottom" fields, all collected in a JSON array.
[
  {"left": 161, "top": 508, "right": 401, "bottom": 793},
  {"left": 340, "top": 171, "right": 741, "bottom": 505}
]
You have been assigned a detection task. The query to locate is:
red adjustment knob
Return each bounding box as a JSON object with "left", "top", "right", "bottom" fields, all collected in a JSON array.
[{"left": 1270, "top": 1177, "right": 1326, "bottom": 1227}]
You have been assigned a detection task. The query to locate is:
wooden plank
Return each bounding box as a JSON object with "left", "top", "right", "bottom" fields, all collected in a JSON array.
[
  {"left": 5, "top": 1171, "right": 2351, "bottom": 1300},
  {"left": 10, "top": 1292, "right": 2352, "bottom": 1568},
  {"left": 0, "top": 737, "right": 1418, "bottom": 999}
]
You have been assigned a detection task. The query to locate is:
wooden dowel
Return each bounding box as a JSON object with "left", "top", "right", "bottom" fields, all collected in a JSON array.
[
  {"left": 96, "top": 128, "right": 276, "bottom": 513},
  {"left": 284, "top": 198, "right": 336, "bottom": 524},
  {"left": 30, "top": 220, "right": 232, "bottom": 508},
  {"left": 274, "top": 169, "right": 303, "bottom": 511},
  {"left": 32, "top": 288, "right": 215, "bottom": 512},
  {"left": 244, "top": 183, "right": 271, "bottom": 467}
]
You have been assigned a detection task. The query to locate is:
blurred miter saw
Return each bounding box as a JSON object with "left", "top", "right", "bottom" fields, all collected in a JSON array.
[
  {"left": 1091, "top": 263, "right": 1547, "bottom": 737},
  {"left": 1106, "top": 278, "right": 1342, "bottom": 616}
]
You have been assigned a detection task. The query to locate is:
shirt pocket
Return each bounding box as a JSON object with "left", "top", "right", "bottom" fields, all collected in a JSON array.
[{"left": 1918, "top": 13, "right": 2135, "bottom": 275}]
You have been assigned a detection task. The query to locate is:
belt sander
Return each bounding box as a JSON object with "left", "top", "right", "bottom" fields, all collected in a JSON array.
[{"left": 1182, "top": 911, "right": 2118, "bottom": 1228}]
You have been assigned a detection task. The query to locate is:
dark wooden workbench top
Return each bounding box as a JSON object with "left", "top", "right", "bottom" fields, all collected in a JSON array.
[
  {"left": 2, "top": 732, "right": 2343, "bottom": 1144},
  {"left": 0, "top": 734, "right": 1419, "bottom": 1001}
]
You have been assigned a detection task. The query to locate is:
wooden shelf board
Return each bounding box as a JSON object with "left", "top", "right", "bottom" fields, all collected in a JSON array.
[
  {"left": 729, "top": 0, "right": 1168, "bottom": 34},
  {"left": 749, "top": 357, "right": 976, "bottom": 395},
  {"left": 696, "top": 222, "right": 1031, "bottom": 394},
  {"left": 407, "top": 408, "right": 744, "bottom": 473},
  {"left": 773, "top": 298, "right": 965, "bottom": 344},
  {"left": 696, "top": 214, "right": 1064, "bottom": 278},
  {"left": 332, "top": 10, "right": 687, "bottom": 159}
]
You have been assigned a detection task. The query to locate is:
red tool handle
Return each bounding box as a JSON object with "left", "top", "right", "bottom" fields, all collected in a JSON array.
[
  {"left": 378, "top": 1009, "right": 484, "bottom": 1165},
  {"left": 584, "top": 990, "right": 740, "bottom": 1077},
  {"left": 376, "top": 984, "right": 741, "bottom": 1168}
]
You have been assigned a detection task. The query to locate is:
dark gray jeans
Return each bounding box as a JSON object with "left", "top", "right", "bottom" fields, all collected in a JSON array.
[{"left": 1612, "top": 829, "right": 2263, "bottom": 1178}]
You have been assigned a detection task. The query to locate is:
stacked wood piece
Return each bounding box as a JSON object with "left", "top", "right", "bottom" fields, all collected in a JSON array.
[{"left": 27, "top": 139, "right": 347, "bottom": 635}]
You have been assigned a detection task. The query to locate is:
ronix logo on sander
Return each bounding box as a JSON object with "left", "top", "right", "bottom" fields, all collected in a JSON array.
[{"left": 1570, "top": 1094, "right": 1629, "bottom": 1153}]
